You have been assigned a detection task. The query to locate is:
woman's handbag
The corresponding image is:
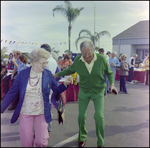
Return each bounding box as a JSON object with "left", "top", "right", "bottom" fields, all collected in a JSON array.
[{"left": 57, "top": 94, "right": 65, "bottom": 124}]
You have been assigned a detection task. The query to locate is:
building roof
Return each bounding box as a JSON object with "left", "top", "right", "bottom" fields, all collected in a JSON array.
[{"left": 113, "top": 20, "right": 149, "bottom": 39}]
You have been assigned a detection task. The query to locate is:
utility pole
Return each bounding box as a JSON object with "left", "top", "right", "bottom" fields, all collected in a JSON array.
[{"left": 91, "top": 1, "right": 95, "bottom": 48}]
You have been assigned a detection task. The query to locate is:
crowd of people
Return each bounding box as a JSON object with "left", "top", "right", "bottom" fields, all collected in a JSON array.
[
  {"left": 1, "top": 45, "right": 73, "bottom": 147},
  {"left": 1, "top": 41, "right": 149, "bottom": 147},
  {"left": 98, "top": 48, "right": 149, "bottom": 96}
]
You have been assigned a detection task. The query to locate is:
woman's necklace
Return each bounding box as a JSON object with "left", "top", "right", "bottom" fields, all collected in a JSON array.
[
  {"left": 29, "top": 76, "right": 40, "bottom": 87},
  {"left": 29, "top": 69, "right": 40, "bottom": 87}
]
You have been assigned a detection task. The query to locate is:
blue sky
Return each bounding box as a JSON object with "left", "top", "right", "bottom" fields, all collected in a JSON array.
[{"left": 1, "top": 1, "right": 149, "bottom": 56}]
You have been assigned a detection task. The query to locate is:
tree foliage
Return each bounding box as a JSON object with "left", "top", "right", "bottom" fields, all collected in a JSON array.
[
  {"left": 64, "top": 50, "right": 73, "bottom": 54},
  {"left": 75, "top": 29, "right": 111, "bottom": 50},
  {"left": 51, "top": 47, "right": 60, "bottom": 54},
  {"left": 53, "top": 1, "right": 84, "bottom": 53},
  {"left": 1, "top": 47, "right": 9, "bottom": 59}
]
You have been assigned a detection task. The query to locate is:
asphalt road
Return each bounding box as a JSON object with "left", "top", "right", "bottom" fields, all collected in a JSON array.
[{"left": 1, "top": 80, "right": 149, "bottom": 147}]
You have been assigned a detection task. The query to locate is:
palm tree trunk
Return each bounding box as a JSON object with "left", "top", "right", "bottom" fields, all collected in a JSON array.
[
  {"left": 68, "top": 23, "right": 71, "bottom": 54},
  {"left": 98, "top": 39, "right": 100, "bottom": 48}
]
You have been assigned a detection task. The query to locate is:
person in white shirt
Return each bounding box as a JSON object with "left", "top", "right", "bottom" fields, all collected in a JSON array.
[
  {"left": 40, "top": 44, "right": 58, "bottom": 132},
  {"left": 127, "top": 54, "right": 138, "bottom": 84},
  {"left": 40, "top": 44, "right": 57, "bottom": 73}
]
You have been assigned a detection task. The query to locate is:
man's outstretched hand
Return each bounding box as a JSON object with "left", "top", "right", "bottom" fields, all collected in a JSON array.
[
  {"left": 53, "top": 73, "right": 59, "bottom": 78},
  {"left": 64, "top": 77, "right": 73, "bottom": 86}
]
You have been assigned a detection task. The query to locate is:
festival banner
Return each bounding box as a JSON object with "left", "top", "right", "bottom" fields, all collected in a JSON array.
[{"left": 1, "top": 39, "right": 67, "bottom": 46}]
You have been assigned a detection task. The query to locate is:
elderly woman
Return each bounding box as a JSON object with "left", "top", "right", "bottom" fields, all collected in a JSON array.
[
  {"left": 119, "top": 54, "right": 129, "bottom": 94},
  {"left": 1, "top": 48, "right": 73, "bottom": 147}
]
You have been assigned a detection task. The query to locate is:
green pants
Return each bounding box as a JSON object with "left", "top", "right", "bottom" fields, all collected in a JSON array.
[{"left": 78, "top": 88, "right": 105, "bottom": 146}]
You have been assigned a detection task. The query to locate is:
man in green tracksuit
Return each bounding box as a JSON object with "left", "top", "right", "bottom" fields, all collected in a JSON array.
[{"left": 53, "top": 40, "right": 118, "bottom": 147}]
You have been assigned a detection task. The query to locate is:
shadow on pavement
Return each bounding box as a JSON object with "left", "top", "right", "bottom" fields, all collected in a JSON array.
[
  {"left": 1, "top": 132, "right": 20, "bottom": 142},
  {"left": 1, "top": 132, "right": 20, "bottom": 137},
  {"left": 1, "top": 136, "right": 20, "bottom": 142},
  {"left": 112, "top": 104, "right": 149, "bottom": 112}
]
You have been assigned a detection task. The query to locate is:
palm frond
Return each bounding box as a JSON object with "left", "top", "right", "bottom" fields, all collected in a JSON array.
[
  {"left": 64, "top": 1, "right": 72, "bottom": 9},
  {"left": 71, "top": 7, "right": 84, "bottom": 22},
  {"left": 75, "top": 36, "right": 92, "bottom": 50},
  {"left": 67, "top": 7, "right": 84, "bottom": 23},
  {"left": 78, "top": 29, "right": 93, "bottom": 38},
  {"left": 98, "top": 31, "right": 111, "bottom": 38},
  {"left": 53, "top": 5, "right": 66, "bottom": 17},
  {"left": 94, "top": 32, "right": 99, "bottom": 41}
]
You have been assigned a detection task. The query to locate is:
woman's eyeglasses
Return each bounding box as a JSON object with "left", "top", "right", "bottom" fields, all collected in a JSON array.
[{"left": 38, "top": 61, "right": 49, "bottom": 66}]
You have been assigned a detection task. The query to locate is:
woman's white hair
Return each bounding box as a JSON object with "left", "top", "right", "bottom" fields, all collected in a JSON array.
[{"left": 29, "top": 48, "right": 50, "bottom": 63}]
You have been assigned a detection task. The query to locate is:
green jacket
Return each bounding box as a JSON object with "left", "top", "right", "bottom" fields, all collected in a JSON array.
[{"left": 58, "top": 53, "right": 114, "bottom": 94}]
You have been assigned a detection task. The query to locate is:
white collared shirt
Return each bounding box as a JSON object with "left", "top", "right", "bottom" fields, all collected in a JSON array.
[
  {"left": 79, "top": 53, "right": 97, "bottom": 74},
  {"left": 45, "top": 54, "right": 57, "bottom": 74}
]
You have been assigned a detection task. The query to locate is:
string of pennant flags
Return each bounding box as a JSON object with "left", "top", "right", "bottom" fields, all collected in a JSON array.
[{"left": 1, "top": 39, "right": 67, "bottom": 46}]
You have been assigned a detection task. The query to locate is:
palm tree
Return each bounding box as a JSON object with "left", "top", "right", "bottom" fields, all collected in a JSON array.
[
  {"left": 75, "top": 29, "right": 97, "bottom": 50},
  {"left": 53, "top": 1, "right": 84, "bottom": 54},
  {"left": 75, "top": 29, "right": 111, "bottom": 50},
  {"left": 51, "top": 47, "right": 60, "bottom": 54}
]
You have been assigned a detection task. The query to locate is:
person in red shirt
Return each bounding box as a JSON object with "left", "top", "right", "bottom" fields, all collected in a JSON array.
[
  {"left": 58, "top": 54, "right": 70, "bottom": 70},
  {"left": 68, "top": 53, "right": 73, "bottom": 66}
]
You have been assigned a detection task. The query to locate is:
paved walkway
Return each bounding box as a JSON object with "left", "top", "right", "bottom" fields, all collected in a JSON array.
[{"left": 1, "top": 81, "right": 149, "bottom": 147}]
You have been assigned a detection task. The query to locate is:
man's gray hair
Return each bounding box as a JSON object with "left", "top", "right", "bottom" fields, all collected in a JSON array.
[{"left": 80, "top": 40, "right": 95, "bottom": 52}]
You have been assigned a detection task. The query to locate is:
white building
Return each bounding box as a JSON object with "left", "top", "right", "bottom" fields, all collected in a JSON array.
[{"left": 112, "top": 20, "right": 149, "bottom": 63}]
